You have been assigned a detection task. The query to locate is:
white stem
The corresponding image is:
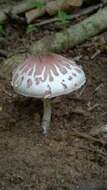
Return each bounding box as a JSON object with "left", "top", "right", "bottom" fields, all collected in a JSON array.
[{"left": 41, "top": 99, "right": 52, "bottom": 135}]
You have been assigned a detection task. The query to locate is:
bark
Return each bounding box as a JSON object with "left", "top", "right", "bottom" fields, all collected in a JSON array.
[
  {"left": 0, "top": 0, "right": 49, "bottom": 24},
  {"left": 2, "top": 6, "right": 107, "bottom": 76}
]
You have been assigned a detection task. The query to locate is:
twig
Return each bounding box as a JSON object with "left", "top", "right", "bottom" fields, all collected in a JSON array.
[
  {"left": 91, "top": 49, "right": 101, "bottom": 59},
  {"left": 77, "top": 82, "right": 87, "bottom": 97},
  {"left": 94, "top": 83, "right": 104, "bottom": 93},
  {"left": 71, "top": 128, "right": 106, "bottom": 145},
  {"left": 87, "top": 83, "right": 104, "bottom": 104},
  {"left": 34, "top": 3, "right": 102, "bottom": 27},
  {"left": 71, "top": 107, "right": 89, "bottom": 117},
  {"left": 79, "top": 144, "right": 107, "bottom": 157},
  {"left": 87, "top": 103, "right": 100, "bottom": 112}
]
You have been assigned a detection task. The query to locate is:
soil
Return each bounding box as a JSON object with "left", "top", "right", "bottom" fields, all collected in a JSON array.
[{"left": 0, "top": 1, "right": 107, "bottom": 190}]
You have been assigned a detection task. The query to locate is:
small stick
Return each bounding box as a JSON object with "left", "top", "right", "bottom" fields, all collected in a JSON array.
[
  {"left": 94, "top": 83, "right": 104, "bottom": 93},
  {"left": 79, "top": 144, "right": 107, "bottom": 157},
  {"left": 87, "top": 103, "right": 100, "bottom": 112},
  {"left": 71, "top": 128, "right": 106, "bottom": 145},
  {"left": 91, "top": 49, "right": 101, "bottom": 59}
]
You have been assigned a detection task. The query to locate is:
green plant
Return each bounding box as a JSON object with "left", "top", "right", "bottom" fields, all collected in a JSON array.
[
  {"left": 56, "top": 10, "right": 70, "bottom": 23},
  {"left": 30, "top": 0, "right": 45, "bottom": 9},
  {"left": 26, "top": 24, "right": 38, "bottom": 33},
  {"left": 0, "top": 25, "right": 4, "bottom": 35}
]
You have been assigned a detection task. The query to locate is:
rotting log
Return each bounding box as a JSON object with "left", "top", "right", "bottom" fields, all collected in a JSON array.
[
  {"left": 2, "top": 6, "right": 107, "bottom": 77},
  {"left": 31, "top": 6, "right": 107, "bottom": 53}
]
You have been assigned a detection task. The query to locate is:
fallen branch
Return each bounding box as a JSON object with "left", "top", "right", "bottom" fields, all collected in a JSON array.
[
  {"left": 33, "top": 3, "right": 102, "bottom": 27},
  {"left": 25, "top": 0, "right": 82, "bottom": 23},
  {"left": 2, "top": 6, "right": 107, "bottom": 76}
]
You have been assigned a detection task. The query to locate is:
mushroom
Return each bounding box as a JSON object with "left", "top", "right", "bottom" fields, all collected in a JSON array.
[{"left": 11, "top": 53, "right": 86, "bottom": 135}]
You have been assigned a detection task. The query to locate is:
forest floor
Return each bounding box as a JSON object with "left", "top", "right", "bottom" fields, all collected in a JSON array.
[{"left": 0, "top": 1, "right": 107, "bottom": 190}]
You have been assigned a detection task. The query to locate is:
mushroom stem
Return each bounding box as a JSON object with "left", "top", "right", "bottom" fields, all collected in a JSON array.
[{"left": 41, "top": 98, "right": 52, "bottom": 135}]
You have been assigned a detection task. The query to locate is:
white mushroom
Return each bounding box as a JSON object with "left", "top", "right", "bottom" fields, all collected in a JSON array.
[{"left": 11, "top": 53, "right": 86, "bottom": 135}]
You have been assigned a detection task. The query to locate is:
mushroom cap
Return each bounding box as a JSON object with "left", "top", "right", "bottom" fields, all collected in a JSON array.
[{"left": 11, "top": 53, "right": 86, "bottom": 98}]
